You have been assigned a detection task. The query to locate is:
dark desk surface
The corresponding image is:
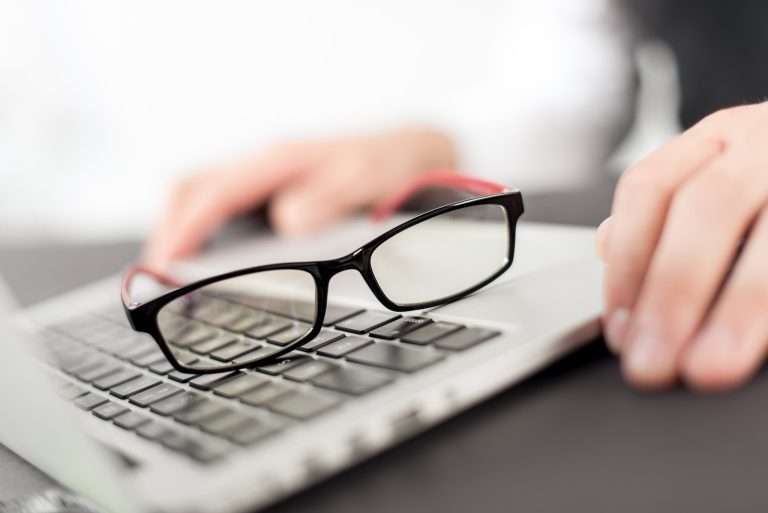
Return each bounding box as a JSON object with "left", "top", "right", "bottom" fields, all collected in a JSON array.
[{"left": 2, "top": 182, "right": 767, "bottom": 513}]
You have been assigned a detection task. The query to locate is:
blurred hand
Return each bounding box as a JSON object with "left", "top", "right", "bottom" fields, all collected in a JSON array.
[
  {"left": 143, "top": 127, "right": 457, "bottom": 270},
  {"left": 598, "top": 101, "right": 768, "bottom": 391}
]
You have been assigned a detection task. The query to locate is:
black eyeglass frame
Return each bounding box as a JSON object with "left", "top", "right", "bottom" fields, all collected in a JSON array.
[{"left": 122, "top": 191, "right": 524, "bottom": 374}]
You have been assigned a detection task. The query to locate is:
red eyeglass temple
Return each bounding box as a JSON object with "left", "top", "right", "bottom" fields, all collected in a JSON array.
[{"left": 370, "top": 169, "right": 511, "bottom": 222}]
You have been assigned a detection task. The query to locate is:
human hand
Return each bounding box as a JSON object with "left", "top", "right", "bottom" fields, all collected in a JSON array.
[
  {"left": 143, "top": 127, "right": 457, "bottom": 270},
  {"left": 598, "top": 102, "right": 768, "bottom": 391}
]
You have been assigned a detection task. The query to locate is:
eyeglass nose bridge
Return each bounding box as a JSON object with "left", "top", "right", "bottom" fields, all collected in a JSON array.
[{"left": 325, "top": 247, "right": 368, "bottom": 277}]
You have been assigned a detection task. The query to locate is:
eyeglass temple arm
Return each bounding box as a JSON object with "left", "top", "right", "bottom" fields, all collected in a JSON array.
[
  {"left": 370, "top": 169, "right": 512, "bottom": 222},
  {"left": 121, "top": 265, "right": 181, "bottom": 307}
]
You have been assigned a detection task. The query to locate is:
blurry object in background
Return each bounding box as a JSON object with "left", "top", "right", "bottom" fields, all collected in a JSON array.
[
  {"left": 0, "top": 0, "right": 634, "bottom": 243},
  {"left": 625, "top": 0, "right": 768, "bottom": 127}
]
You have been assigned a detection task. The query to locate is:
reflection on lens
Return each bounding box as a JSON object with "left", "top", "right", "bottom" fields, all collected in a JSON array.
[
  {"left": 370, "top": 204, "right": 509, "bottom": 306},
  {"left": 157, "top": 269, "right": 317, "bottom": 370}
]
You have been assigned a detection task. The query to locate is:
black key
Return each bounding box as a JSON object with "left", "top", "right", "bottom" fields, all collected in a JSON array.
[
  {"left": 148, "top": 359, "right": 175, "bottom": 375},
  {"left": 58, "top": 383, "right": 87, "bottom": 400},
  {"left": 283, "top": 359, "right": 336, "bottom": 382},
  {"left": 189, "top": 372, "right": 240, "bottom": 391},
  {"left": 150, "top": 392, "right": 202, "bottom": 416},
  {"left": 129, "top": 383, "right": 182, "bottom": 407},
  {"left": 434, "top": 327, "right": 500, "bottom": 351},
  {"left": 239, "top": 382, "right": 292, "bottom": 406},
  {"left": 197, "top": 410, "right": 250, "bottom": 437},
  {"left": 132, "top": 351, "right": 166, "bottom": 368},
  {"left": 267, "top": 323, "right": 313, "bottom": 346},
  {"left": 311, "top": 365, "right": 393, "bottom": 395},
  {"left": 174, "top": 400, "right": 230, "bottom": 426},
  {"left": 167, "top": 369, "right": 197, "bottom": 383},
  {"left": 171, "top": 324, "right": 216, "bottom": 348},
  {"left": 190, "top": 334, "right": 237, "bottom": 355},
  {"left": 160, "top": 432, "right": 230, "bottom": 463},
  {"left": 213, "top": 374, "right": 270, "bottom": 398},
  {"left": 74, "top": 393, "right": 108, "bottom": 411},
  {"left": 93, "top": 369, "right": 140, "bottom": 390},
  {"left": 245, "top": 318, "right": 291, "bottom": 339},
  {"left": 231, "top": 345, "right": 281, "bottom": 365},
  {"left": 322, "top": 305, "right": 365, "bottom": 326},
  {"left": 267, "top": 390, "right": 340, "bottom": 419},
  {"left": 335, "top": 311, "right": 400, "bottom": 334},
  {"left": 256, "top": 352, "right": 310, "bottom": 376},
  {"left": 402, "top": 322, "right": 464, "bottom": 345},
  {"left": 92, "top": 401, "right": 128, "bottom": 420},
  {"left": 210, "top": 340, "right": 262, "bottom": 362},
  {"left": 229, "top": 418, "right": 280, "bottom": 445},
  {"left": 297, "top": 330, "right": 345, "bottom": 352},
  {"left": 137, "top": 422, "right": 174, "bottom": 442},
  {"left": 113, "top": 411, "right": 151, "bottom": 430},
  {"left": 120, "top": 342, "right": 158, "bottom": 361},
  {"left": 348, "top": 343, "right": 444, "bottom": 372},
  {"left": 317, "top": 336, "right": 372, "bottom": 358},
  {"left": 76, "top": 363, "right": 122, "bottom": 383},
  {"left": 370, "top": 317, "right": 432, "bottom": 340},
  {"left": 110, "top": 376, "right": 160, "bottom": 399}
]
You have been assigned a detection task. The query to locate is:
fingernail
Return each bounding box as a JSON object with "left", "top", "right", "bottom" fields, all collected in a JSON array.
[
  {"left": 604, "top": 308, "right": 630, "bottom": 353},
  {"left": 624, "top": 331, "right": 674, "bottom": 384}
]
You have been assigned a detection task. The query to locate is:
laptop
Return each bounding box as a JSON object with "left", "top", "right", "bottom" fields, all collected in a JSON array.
[{"left": 0, "top": 218, "right": 603, "bottom": 513}]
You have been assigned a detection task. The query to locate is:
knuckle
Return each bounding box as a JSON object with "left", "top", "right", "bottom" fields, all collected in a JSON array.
[{"left": 617, "top": 164, "right": 671, "bottom": 199}]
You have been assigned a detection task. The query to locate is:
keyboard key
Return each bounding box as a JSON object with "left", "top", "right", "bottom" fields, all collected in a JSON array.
[
  {"left": 402, "top": 322, "right": 464, "bottom": 345},
  {"left": 213, "top": 374, "right": 270, "bottom": 398},
  {"left": 120, "top": 342, "right": 158, "bottom": 361},
  {"left": 229, "top": 418, "right": 281, "bottom": 445},
  {"left": 76, "top": 363, "right": 123, "bottom": 383},
  {"left": 348, "top": 343, "right": 444, "bottom": 372},
  {"left": 434, "top": 327, "right": 500, "bottom": 351},
  {"left": 322, "top": 305, "right": 365, "bottom": 326},
  {"left": 113, "top": 411, "right": 151, "bottom": 430},
  {"left": 174, "top": 400, "right": 229, "bottom": 426},
  {"left": 74, "top": 393, "right": 108, "bottom": 411},
  {"left": 92, "top": 401, "right": 128, "bottom": 420},
  {"left": 267, "top": 390, "right": 340, "bottom": 419},
  {"left": 190, "top": 334, "right": 237, "bottom": 355},
  {"left": 161, "top": 432, "right": 230, "bottom": 463},
  {"left": 58, "top": 382, "right": 87, "bottom": 400},
  {"left": 335, "top": 311, "right": 400, "bottom": 334},
  {"left": 150, "top": 392, "right": 202, "bottom": 416},
  {"left": 137, "top": 422, "right": 174, "bottom": 442},
  {"left": 132, "top": 351, "right": 166, "bottom": 368},
  {"left": 231, "top": 345, "right": 281, "bottom": 365},
  {"left": 93, "top": 369, "right": 140, "bottom": 390},
  {"left": 370, "top": 317, "right": 432, "bottom": 340},
  {"left": 110, "top": 376, "right": 160, "bottom": 399},
  {"left": 226, "top": 313, "right": 266, "bottom": 334},
  {"left": 283, "top": 359, "right": 336, "bottom": 382},
  {"left": 311, "top": 365, "right": 394, "bottom": 395},
  {"left": 129, "top": 383, "right": 182, "bottom": 407},
  {"left": 267, "top": 323, "right": 313, "bottom": 346},
  {"left": 297, "top": 330, "right": 345, "bottom": 352},
  {"left": 148, "top": 359, "right": 175, "bottom": 375},
  {"left": 197, "top": 410, "right": 250, "bottom": 436},
  {"left": 317, "top": 336, "right": 372, "bottom": 358},
  {"left": 256, "top": 352, "right": 311, "bottom": 376},
  {"left": 240, "top": 382, "right": 292, "bottom": 407},
  {"left": 210, "top": 340, "right": 262, "bottom": 362},
  {"left": 171, "top": 324, "right": 215, "bottom": 348},
  {"left": 167, "top": 369, "right": 197, "bottom": 383},
  {"left": 189, "top": 372, "right": 240, "bottom": 391},
  {"left": 245, "top": 318, "right": 291, "bottom": 339}
]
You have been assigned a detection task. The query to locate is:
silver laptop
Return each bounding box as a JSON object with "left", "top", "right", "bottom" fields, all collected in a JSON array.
[{"left": 0, "top": 218, "right": 603, "bottom": 513}]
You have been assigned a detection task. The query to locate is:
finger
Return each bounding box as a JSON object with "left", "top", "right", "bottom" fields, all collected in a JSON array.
[
  {"left": 621, "top": 158, "right": 768, "bottom": 388},
  {"left": 682, "top": 206, "right": 768, "bottom": 391},
  {"left": 596, "top": 217, "right": 611, "bottom": 261},
  {"left": 603, "top": 130, "right": 725, "bottom": 352},
  {"left": 144, "top": 151, "right": 306, "bottom": 268},
  {"left": 270, "top": 154, "right": 398, "bottom": 235}
]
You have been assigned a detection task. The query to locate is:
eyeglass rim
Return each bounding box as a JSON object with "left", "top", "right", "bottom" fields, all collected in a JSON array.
[{"left": 122, "top": 190, "right": 524, "bottom": 374}]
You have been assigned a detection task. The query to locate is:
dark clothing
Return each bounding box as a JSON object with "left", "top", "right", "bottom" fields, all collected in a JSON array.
[{"left": 627, "top": 0, "right": 768, "bottom": 128}]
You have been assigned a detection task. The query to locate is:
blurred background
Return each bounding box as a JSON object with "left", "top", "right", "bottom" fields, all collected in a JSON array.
[{"left": 1, "top": 0, "right": 684, "bottom": 245}]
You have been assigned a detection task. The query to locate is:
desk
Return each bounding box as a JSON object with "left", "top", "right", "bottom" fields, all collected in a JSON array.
[{"left": 3, "top": 182, "right": 767, "bottom": 513}]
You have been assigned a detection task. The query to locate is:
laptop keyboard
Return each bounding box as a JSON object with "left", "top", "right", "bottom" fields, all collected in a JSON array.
[{"left": 39, "top": 302, "right": 501, "bottom": 465}]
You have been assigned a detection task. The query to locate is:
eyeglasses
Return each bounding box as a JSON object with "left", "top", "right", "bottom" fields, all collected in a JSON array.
[{"left": 121, "top": 171, "right": 524, "bottom": 374}]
